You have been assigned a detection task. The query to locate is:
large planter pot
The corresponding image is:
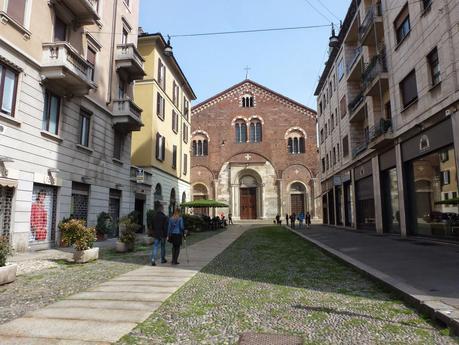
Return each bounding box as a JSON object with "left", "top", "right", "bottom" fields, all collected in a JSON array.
[
  {"left": 143, "top": 236, "right": 154, "bottom": 245},
  {"left": 0, "top": 264, "right": 17, "bottom": 285},
  {"left": 73, "top": 247, "right": 99, "bottom": 264},
  {"left": 116, "top": 241, "right": 134, "bottom": 252}
]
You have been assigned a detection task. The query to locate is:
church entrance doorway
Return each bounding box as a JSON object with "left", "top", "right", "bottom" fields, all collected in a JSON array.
[
  {"left": 240, "top": 188, "right": 257, "bottom": 219},
  {"left": 290, "top": 182, "right": 307, "bottom": 215}
]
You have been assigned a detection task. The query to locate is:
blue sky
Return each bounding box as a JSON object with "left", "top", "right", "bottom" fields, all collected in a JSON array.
[{"left": 139, "top": 0, "right": 350, "bottom": 109}]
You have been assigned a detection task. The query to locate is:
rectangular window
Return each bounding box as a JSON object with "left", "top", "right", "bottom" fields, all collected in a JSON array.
[
  {"left": 427, "top": 47, "right": 440, "bottom": 86},
  {"left": 444, "top": 192, "right": 449, "bottom": 201},
  {"left": 79, "top": 109, "right": 91, "bottom": 147},
  {"left": 172, "top": 110, "right": 178, "bottom": 133},
  {"left": 183, "top": 98, "right": 189, "bottom": 120},
  {"left": 183, "top": 153, "right": 188, "bottom": 175},
  {"left": 441, "top": 170, "right": 450, "bottom": 186},
  {"left": 54, "top": 16, "right": 66, "bottom": 42},
  {"left": 0, "top": 64, "right": 18, "bottom": 116},
  {"left": 113, "top": 131, "right": 123, "bottom": 160},
  {"left": 394, "top": 5, "right": 410, "bottom": 44},
  {"left": 400, "top": 70, "right": 418, "bottom": 108},
  {"left": 183, "top": 123, "right": 188, "bottom": 143},
  {"left": 320, "top": 129, "right": 324, "bottom": 144},
  {"left": 321, "top": 158, "right": 325, "bottom": 173},
  {"left": 156, "top": 93, "right": 165, "bottom": 119},
  {"left": 42, "top": 90, "right": 60, "bottom": 135},
  {"left": 172, "top": 145, "right": 177, "bottom": 169},
  {"left": 172, "top": 81, "right": 179, "bottom": 107},
  {"left": 87, "top": 46, "right": 96, "bottom": 82},
  {"left": 157, "top": 59, "right": 166, "bottom": 89},
  {"left": 155, "top": 133, "right": 165, "bottom": 161},
  {"left": 7, "top": 0, "right": 26, "bottom": 25},
  {"left": 343, "top": 135, "right": 349, "bottom": 157},
  {"left": 337, "top": 143, "right": 340, "bottom": 161},
  {"left": 71, "top": 182, "right": 89, "bottom": 221},
  {"left": 122, "top": 28, "right": 129, "bottom": 45},
  {"left": 340, "top": 95, "right": 347, "bottom": 118},
  {"left": 333, "top": 147, "right": 336, "bottom": 165},
  {"left": 337, "top": 58, "right": 345, "bottom": 81}
]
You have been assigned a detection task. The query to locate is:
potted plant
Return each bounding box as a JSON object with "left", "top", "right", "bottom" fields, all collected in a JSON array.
[
  {"left": 116, "top": 216, "right": 138, "bottom": 252},
  {"left": 0, "top": 236, "right": 16, "bottom": 285},
  {"left": 96, "top": 212, "right": 112, "bottom": 241},
  {"left": 59, "top": 219, "right": 98, "bottom": 263}
]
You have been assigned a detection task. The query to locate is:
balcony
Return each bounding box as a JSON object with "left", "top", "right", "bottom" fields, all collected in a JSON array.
[
  {"left": 362, "top": 50, "right": 388, "bottom": 96},
  {"left": 115, "top": 44, "right": 146, "bottom": 82},
  {"left": 368, "top": 118, "right": 393, "bottom": 149},
  {"left": 112, "top": 99, "right": 143, "bottom": 132},
  {"left": 347, "top": 46, "right": 363, "bottom": 81},
  {"left": 352, "top": 140, "right": 369, "bottom": 158},
  {"left": 49, "top": 0, "right": 99, "bottom": 25},
  {"left": 41, "top": 42, "right": 95, "bottom": 96},
  {"left": 348, "top": 91, "right": 366, "bottom": 123},
  {"left": 359, "top": 3, "right": 383, "bottom": 46}
]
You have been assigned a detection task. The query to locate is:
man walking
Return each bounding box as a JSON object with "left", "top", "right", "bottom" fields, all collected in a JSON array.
[
  {"left": 285, "top": 213, "right": 289, "bottom": 226},
  {"left": 151, "top": 205, "right": 168, "bottom": 266},
  {"left": 305, "top": 211, "right": 311, "bottom": 229}
]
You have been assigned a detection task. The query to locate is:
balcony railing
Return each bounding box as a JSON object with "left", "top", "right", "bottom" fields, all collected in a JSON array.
[
  {"left": 369, "top": 118, "right": 392, "bottom": 142},
  {"left": 347, "top": 46, "right": 363, "bottom": 73},
  {"left": 115, "top": 44, "right": 146, "bottom": 81},
  {"left": 49, "top": 0, "right": 99, "bottom": 25},
  {"left": 113, "top": 99, "right": 142, "bottom": 119},
  {"left": 348, "top": 90, "right": 365, "bottom": 114},
  {"left": 352, "top": 140, "right": 369, "bottom": 158},
  {"left": 362, "top": 50, "right": 387, "bottom": 90},
  {"left": 41, "top": 42, "right": 94, "bottom": 96},
  {"left": 359, "top": 3, "right": 382, "bottom": 41}
]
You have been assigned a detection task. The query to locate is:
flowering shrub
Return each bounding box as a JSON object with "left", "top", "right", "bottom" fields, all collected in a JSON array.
[
  {"left": 0, "top": 236, "right": 11, "bottom": 267},
  {"left": 59, "top": 219, "right": 96, "bottom": 251},
  {"left": 118, "top": 216, "right": 139, "bottom": 250}
]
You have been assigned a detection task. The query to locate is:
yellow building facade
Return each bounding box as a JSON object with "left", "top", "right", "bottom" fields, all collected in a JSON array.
[{"left": 132, "top": 33, "right": 196, "bottom": 214}]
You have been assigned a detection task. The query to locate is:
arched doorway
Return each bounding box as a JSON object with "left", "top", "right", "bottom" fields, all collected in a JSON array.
[
  {"left": 154, "top": 183, "right": 162, "bottom": 211},
  {"left": 290, "top": 182, "right": 307, "bottom": 216},
  {"left": 169, "top": 188, "right": 176, "bottom": 216},
  {"left": 193, "top": 183, "right": 209, "bottom": 216},
  {"left": 239, "top": 175, "right": 259, "bottom": 219}
]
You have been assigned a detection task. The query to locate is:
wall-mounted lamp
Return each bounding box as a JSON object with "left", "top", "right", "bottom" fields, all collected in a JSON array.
[{"left": 164, "top": 35, "right": 173, "bottom": 56}]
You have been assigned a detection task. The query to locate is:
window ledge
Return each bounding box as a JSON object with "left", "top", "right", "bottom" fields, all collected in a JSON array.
[
  {"left": 40, "top": 130, "right": 63, "bottom": 143},
  {"left": 76, "top": 144, "right": 94, "bottom": 154},
  {"left": 112, "top": 158, "right": 123, "bottom": 165},
  {"left": 429, "top": 81, "right": 441, "bottom": 92},
  {"left": 0, "top": 12, "right": 31, "bottom": 40},
  {"left": 394, "top": 31, "right": 411, "bottom": 51},
  {"left": 401, "top": 98, "right": 418, "bottom": 113},
  {"left": 0, "top": 113, "right": 21, "bottom": 127}
]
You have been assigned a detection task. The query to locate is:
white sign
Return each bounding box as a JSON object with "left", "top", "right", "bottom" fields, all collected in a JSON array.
[{"left": 136, "top": 168, "right": 144, "bottom": 183}]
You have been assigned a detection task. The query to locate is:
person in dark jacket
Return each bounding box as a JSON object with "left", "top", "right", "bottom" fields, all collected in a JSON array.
[
  {"left": 150, "top": 205, "right": 168, "bottom": 266},
  {"left": 285, "top": 213, "right": 289, "bottom": 226},
  {"left": 167, "top": 208, "right": 186, "bottom": 265},
  {"left": 290, "top": 213, "right": 296, "bottom": 229},
  {"left": 305, "top": 211, "right": 311, "bottom": 228}
]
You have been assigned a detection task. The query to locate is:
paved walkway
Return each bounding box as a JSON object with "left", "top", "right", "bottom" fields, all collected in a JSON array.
[
  {"left": 0, "top": 225, "right": 249, "bottom": 344},
  {"left": 289, "top": 225, "right": 459, "bottom": 333}
]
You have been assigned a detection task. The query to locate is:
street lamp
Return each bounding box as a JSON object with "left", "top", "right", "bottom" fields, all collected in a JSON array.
[
  {"left": 164, "top": 35, "right": 173, "bottom": 56},
  {"left": 329, "top": 23, "right": 339, "bottom": 48}
]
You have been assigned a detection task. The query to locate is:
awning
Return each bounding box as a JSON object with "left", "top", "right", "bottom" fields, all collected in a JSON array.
[{"left": 0, "top": 177, "right": 17, "bottom": 188}]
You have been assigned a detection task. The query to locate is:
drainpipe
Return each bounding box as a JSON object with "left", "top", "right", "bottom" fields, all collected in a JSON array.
[
  {"left": 106, "top": 0, "right": 118, "bottom": 105},
  {"left": 443, "top": 0, "right": 458, "bottom": 92}
]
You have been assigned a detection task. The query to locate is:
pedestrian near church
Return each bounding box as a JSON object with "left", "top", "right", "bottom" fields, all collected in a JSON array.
[
  {"left": 228, "top": 213, "right": 233, "bottom": 225},
  {"left": 290, "top": 213, "right": 296, "bottom": 229},
  {"left": 298, "top": 212, "right": 305, "bottom": 228},
  {"left": 305, "top": 211, "right": 311, "bottom": 229},
  {"left": 285, "top": 213, "right": 289, "bottom": 226},
  {"left": 150, "top": 205, "right": 168, "bottom": 266},
  {"left": 167, "top": 208, "right": 186, "bottom": 265}
]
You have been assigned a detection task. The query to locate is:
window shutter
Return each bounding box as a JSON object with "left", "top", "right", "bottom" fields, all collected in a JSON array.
[
  {"left": 87, "top": 47, "right": 96, "bottom": 66},
  {"left": 155, "top": 133, "right": 160, "bottom": 160},
  {"left": 7, "top": 0, "right": 26, "bottom": 25},
  {"left": 183, "top": 154, "right": 188, "bottom": 175},
  {"left": 161, "top": 136, "right": 166, "bottom": 160},
  {"left": 172, "top": 145, "right": 177, "bottom": 169}
]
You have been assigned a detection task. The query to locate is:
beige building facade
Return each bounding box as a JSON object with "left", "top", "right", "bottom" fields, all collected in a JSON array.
[
  {"left": 132, "top": 33, "right": 196, "bottom": 216},
  {"left": 0, "top": 0, "right": 145, "bottom": 251},
  {"left": 316, "top": 0, "right": 459, "bottom": 241}
]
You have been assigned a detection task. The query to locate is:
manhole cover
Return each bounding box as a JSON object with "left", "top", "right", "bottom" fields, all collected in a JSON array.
[{"left": 239, "top": 333, "right": 303, "bottom": 345}]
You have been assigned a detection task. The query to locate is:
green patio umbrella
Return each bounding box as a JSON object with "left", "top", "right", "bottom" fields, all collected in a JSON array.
[{"left": 180, "top": 199, "right": 229, "bottom": 208}]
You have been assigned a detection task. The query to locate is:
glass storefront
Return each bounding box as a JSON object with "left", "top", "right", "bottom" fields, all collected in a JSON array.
[
  {"left": 344, "top": 181, "right": 353, "bottom": 226},
  {"left": 335, "top": 186, "right": 343, "bottom": 226},
  {"left": 381, "top": 168, "right": 401, "bottom": 234},
  {"left": 407, "top": 146, "right": 459, "bottom": 239},
  {"left": 355, "top": 176, "right": 375, "bottom": 230}
]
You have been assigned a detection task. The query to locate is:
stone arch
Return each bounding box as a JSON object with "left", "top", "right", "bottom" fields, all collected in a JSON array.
[
  {"left": 284, "top": 126, "right": 307, "bottom": 139},
  {"left": 191, "top": 129, "right": 210, "bottom": 142},
  {"left": 192, "top": 183, "right": 210, "bottom": 216},
  {"left": 247, "top": 115, "right": 265, "bottom": 125},
  {"left": 231, "top": 116, "right": 249, "bottom": 127}
]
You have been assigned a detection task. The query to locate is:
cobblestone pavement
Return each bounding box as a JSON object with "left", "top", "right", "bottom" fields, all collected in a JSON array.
[
  {"left": 0, "top": 230, "right": 224, "bottom": 325},
  {"left": 118, "top": 226, "right": 459, "bottom": 345}
]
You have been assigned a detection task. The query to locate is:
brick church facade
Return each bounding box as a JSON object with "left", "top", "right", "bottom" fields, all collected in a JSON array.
[{"left": 191, "top": 80, "right": 321, "bottom": 220}]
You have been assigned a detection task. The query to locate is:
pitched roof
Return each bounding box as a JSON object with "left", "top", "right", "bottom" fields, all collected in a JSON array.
[{"left": 192, "top": 79, "right": 317, "bottom": 117}]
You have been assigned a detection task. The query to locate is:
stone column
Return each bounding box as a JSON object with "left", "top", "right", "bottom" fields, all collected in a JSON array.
[
  {"left": 395, "top": 143, "right": 408, "bottom": 237},
  {"left": 372, "top": 156, "right": 383, "bottom": 234},
  {"left": 351, "top": 169, "right": 358, "bottom": 229},
  {"left": 277, "top": 179, "right": 284, "bottom": 216}
]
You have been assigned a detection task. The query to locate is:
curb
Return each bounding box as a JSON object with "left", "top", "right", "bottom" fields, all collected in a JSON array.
[{"left": 285, "top": 225, "right": 459, "bottom": 336}]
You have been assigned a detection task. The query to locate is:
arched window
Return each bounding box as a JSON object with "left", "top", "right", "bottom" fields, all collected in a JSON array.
[
  {"left": 286, "top": 129, "right": 306, "bottom": 154},
  {"left": 203, "top": 140, "right": 208, "bottom": 155},
  {"left": 169, "top": 188, "right": 176, "bottom": 216},
  {"left": 242, "top": 95, "right": 254, "bottom": 108},
  {"left": 256, "top": 121, "right": 262, "bottom": 142},
  {"left": 235, "top": 121, "right": 247, "bottom": 143},
  {"left": 192, "top": 141, "right": 197, "bottom": 156},
  {"left": 197, "top": 140, "right": 203, "bottom": 156},
  {"left": 249, "top": 120, "right": 262, "bottom": 143},
  {"left": 249, "top": 123, "right": 255, "bottom": 143}
]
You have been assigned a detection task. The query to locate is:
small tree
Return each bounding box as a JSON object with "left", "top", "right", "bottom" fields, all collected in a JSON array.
[
  {"left": 59, "top": 219, "right": 96, "bottom": 251},
  {"left": 96, "top": 212, "right": 112, "bottom": 238},
  {"left": 118, "top": 216, "right": 139, "bottom": 251}
]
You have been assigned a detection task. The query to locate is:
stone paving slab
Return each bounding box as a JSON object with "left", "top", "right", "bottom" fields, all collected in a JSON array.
[
  {"left": 0, "top": 225, "right": 249, "bottom": 344},
  {"left": 289, "top": 225, "right": 459, "bottom": 336}
]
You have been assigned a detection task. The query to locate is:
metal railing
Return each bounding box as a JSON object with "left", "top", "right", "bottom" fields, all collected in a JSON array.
[
  {"left": 348, "top": 90, "right": 365, "bottom": 114},
  {"left": 113, "top": 99, "right": 142, "bottom": 118},
  {"left": 359, "top": 3, "right": 382, "bottom": 41},
  {"left": 362, "top": 49, "right": 387, "bottom": 90},
  {"left": 347, "top": 46, "right": 363, "bottom": 73},
  {"left": 369, "top": 118, "right": 392, "bottom": 142},
  {"left": 352, "top": 140, "right": 369, "bottom": 158}
]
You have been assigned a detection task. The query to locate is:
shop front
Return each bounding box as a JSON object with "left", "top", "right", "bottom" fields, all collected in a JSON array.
[
  {"left": 354, "top": 161, "right": 376, "bottom": 231},
  {"left": 403, "top": 119, "right": 459, "bottom": 240},
  {"left": 379, "top": 149, "right": 401, "bottom": 234}
]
